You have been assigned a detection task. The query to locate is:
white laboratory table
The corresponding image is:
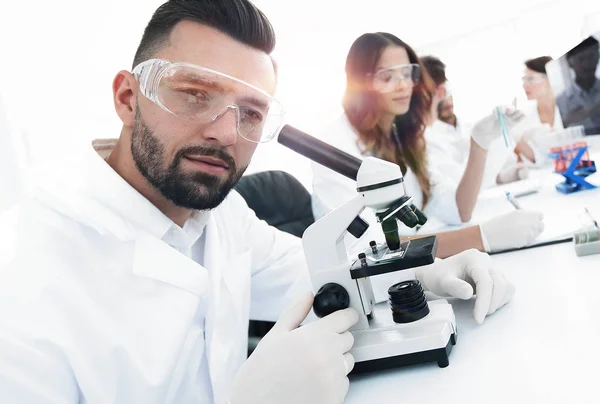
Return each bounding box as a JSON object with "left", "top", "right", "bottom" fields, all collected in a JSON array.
[{"left": 346, "top": 142, "right": 600, "bottom": 404}]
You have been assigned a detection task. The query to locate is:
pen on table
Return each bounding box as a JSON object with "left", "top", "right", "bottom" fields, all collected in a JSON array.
[
  {"left": 505, "top": 191, "right": 522, "bottom": 210},
  {"left": 584, "top": 207, "right": 599, "bottom": 228}
]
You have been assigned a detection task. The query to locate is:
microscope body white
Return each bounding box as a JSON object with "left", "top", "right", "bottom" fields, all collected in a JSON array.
[
  {"left": 303, "top": 156, "right": 457, "bottom": 363},
  {"left": 303, "top": 192, "right": 376, "bottom": 332},
  {"left": 351, "top": 300, "right": 457, "bottom": 363},
  {"left": 357, "top": 157, "right": 407, "bottom": 210},
  {"left": 309, "top": 263, "right": 374, "bottom": 331}
]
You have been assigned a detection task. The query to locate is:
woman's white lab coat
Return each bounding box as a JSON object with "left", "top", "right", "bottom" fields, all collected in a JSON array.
[
  {"left": 512, "top": 101, "right": 564, "bottom": 166},
  {"left": 424, "top": 119, "right": 516, "bottom": 189},
  {"left": 424, "top": 119, "right": 470, "bottom": 184},
  {"left": 0, "top": 145, "right": 311, "bottom": 404},
  {"left": 311, "top": 114, "right": 462, "bottom": 255}
]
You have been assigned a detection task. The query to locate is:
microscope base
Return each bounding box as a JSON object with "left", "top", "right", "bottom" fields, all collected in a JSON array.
[
  {"left": 351, "top": 334, "right": 456, "bottom": 374},
  {"left": 350, "top": 300, "right": 456, "bottom": 374}
]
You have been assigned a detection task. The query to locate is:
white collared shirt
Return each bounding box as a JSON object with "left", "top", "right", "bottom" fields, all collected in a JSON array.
[
  {"left": 426, "top": 119, "right": 470, "bottom": 165},
  {"left": 425, "top": 119, "right": 471, "bottom": 184}
]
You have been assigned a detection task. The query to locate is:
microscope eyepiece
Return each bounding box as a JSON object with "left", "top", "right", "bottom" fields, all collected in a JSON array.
[{"left": 277, "top": 124, "right": 361, "bottom": 180}]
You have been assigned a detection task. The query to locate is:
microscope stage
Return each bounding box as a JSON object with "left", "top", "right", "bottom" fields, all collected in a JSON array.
[
  {"left": 350, "top": 236, "right": 438, "bottom": 279},
  {"left": 350, "top": 300, "right": 456, "bottom": 373}
]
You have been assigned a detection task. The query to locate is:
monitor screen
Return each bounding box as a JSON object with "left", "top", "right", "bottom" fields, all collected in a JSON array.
[{"left": 546, "top": 33, "right": 600, "bottom": 135}]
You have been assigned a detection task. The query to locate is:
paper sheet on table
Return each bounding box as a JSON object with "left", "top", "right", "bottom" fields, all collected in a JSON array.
[
  {"left": 489, "top": 207, "right": 585, "bottom": 254},
  {"left": 536, "top": 207, "right": 592, "bottom": 243},
  {"left": 479, "top": 178, "right": 543, "bottom": 200}
]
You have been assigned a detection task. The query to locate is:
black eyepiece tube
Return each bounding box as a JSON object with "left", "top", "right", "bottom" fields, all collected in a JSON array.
[{"left": 277, "top": 124, "right": 361, "bottom": 181}]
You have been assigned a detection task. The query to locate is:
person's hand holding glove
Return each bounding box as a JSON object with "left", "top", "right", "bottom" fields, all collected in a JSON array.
[
  {"left": 414, "top": 249, "right": 515, "bottom": 324},
  {"left": 227, "top": 293, "right": 358, "bottom": 404},
  {"left": 515, "top": 124, "right": 553, "bottom": 165},
  {"left": 471, "top": 107, "right": 525, "bottom": 150},
  {"left": 496, "top": 162, "right": 529, "bottom": 184},
  {"left": 480, "top": 210, "right": 545, "bottom": 252}
]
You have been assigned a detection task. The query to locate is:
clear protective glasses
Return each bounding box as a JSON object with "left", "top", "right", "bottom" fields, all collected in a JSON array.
[
  {"left": 521, "top": 73, "right": 546, "bottom": 85},
  {"left": 371, "top": 63, "right": 420, "bottom": 93},
  {"left": 132, "top": 59, "right": 285, "bottom": 143}
]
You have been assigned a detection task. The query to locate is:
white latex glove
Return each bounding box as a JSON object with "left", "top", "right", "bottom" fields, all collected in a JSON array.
[
  {"left": 227, "top": 293, "right": 358, "bottom": 404},
  {"left": 471, "top": 107, "right": 525, "bottom": 150},
  {"left": 496, "top": 162, "right": 529, "bottom": 184},
  {"left": 415, "top": 249, "right": 515, "bottom": 324},
  {"left": 520, "top": 124, "right": 552, "bottom": 142},
  {"left": 480, "top": 210, "right": 545, "bottom": 253}
]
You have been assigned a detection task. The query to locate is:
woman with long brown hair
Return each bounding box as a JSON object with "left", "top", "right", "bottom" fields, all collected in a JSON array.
[{"left": 311, "top": 32, "right": 545, "bottom": 258}]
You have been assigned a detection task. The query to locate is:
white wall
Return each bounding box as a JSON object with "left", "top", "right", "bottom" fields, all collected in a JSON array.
[
  {"left": 1, "top": 0, "right": 599, "bottom": 198},
  {"left": 0, "top": 96, "right": 23, "bottom": 212},
  {"left": 250, "top": 0, "right": 600, "bottom": 189},
  {"left": 0, "top": 1, "right": 164, "bottom": 164}
]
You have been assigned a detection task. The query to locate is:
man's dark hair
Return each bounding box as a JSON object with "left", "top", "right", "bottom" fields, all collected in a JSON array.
[
  {"left": 524, "top": 56, "right": 552, "bottom": 74},
  {"left": 566, "top": 36, "right": 599, "bottom": 59},
  {"left": 132, "top": 0, "right": 276, "bottom": 68},
  {"left": 420, "top": 55, "right": 447, "bottom": 87}
]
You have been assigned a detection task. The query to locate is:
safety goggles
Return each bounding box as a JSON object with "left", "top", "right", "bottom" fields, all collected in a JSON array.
[
  {"left": 521, "top": 73, "right": 546, "bottom": 85},
  {"left": 371, "top": 63, "right": 420, "bottom": 93},
  {"left": 132, "top": 59, "right": 285, "bottom": 143}
]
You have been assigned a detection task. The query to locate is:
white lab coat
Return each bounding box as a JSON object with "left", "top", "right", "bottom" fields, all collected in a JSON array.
[
  {"left": 424, "top": 119, "right": 470, "bottom": 184},
  {"left": 0, "top": 96, "right": 22, "bottom": 212},
  {"left": 517, "top": 101, "right": 563, "bottom": 131},
  {"left": 311, "top": 114, "right": 462, "bottom": 257},
  {"left": 424, "top": 119, "right": 517, "bottom": 189},
  {"left": 0, "top": 144, "right": 311, "bottom": 404},
  {"left": 510, "top": 100, "right": 564, "bottom": 166}
]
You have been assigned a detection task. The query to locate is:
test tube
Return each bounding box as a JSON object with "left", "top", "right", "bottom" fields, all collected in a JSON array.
[
  {"left": 565, "top": 144, "right": 574, "bottom": 169},
  {"left": 550, "top": 146, "right": 566, "bottom": 173},
  {"left": 582, "top": 141, "right": 590, "bottom": 161}
]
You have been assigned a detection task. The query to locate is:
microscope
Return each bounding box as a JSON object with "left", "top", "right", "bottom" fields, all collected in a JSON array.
[{"left": 278, "top": 125, "right": 457, "bottom": 373}]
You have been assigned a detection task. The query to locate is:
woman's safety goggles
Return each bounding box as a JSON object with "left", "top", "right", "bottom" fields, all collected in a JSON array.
[
  {"left": 132, "top": 59, "right": 285, "bottom": 143},
  {"left": 521, "top": 73, "right": 546, "bottom": 85},
  {"left": 371, "top": 63, "right": 420, "bottom": 93}
]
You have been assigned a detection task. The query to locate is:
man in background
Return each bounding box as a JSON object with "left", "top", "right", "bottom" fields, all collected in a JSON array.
[
  {"left": 421, "top": 55, "right": 528, "bottom": 185},
  {"left": 556, "top": 36, "right": 600, "bottom": 134}
]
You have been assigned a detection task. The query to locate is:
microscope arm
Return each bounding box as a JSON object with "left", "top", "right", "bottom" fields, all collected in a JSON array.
[
  {"left": 302, "top": 194, "right": 365, "bottom": 277},
  {"left": 302, "top": 194, "right": 375, "bottom": 326}
]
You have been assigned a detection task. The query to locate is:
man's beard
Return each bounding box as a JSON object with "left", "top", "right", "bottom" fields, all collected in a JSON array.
[
  {"left": 131, "top": 107, "right": 246, "bottom": 211},
  {"left": 437, "top": 100, "right": 448, "bottom": 119},
  {"left": 438, "top": 101, "right": 453, "bottom": 122}
]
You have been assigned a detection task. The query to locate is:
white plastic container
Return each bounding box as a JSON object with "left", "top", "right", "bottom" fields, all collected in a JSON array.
[{"left": 573, "top": 228, "right": 600, "bottom": 257}]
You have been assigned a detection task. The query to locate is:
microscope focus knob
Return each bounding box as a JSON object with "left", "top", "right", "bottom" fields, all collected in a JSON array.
[{"left": 313, "top": 283, "right": 350, "bottom": 318}]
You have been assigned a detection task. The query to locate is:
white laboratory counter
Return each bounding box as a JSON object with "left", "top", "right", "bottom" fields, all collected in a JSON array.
[{"left": 346, "top": 142, "right": 600, "bottom": 404}]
